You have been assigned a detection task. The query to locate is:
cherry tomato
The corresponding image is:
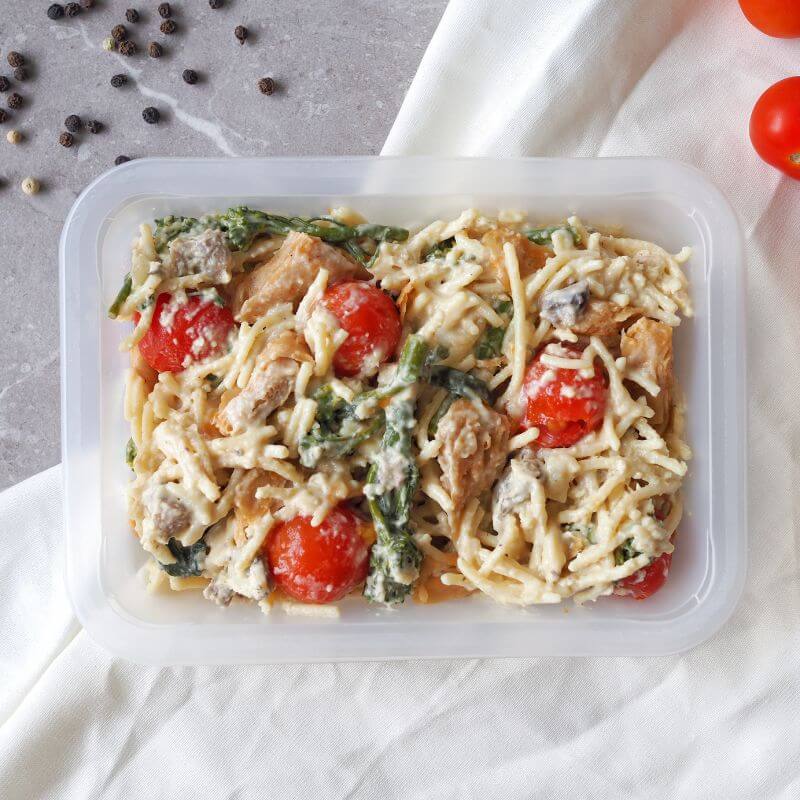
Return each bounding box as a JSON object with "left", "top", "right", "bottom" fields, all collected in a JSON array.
[
  {"left": 520, "top": 344, "right": 607, "bottom": 448},
  {"left": 265, "top": 504, "right": 370, "bottom": 604},
  {"left": 739, "top": 0, "right": 800, "bottom": 38},
  {"left": 750, "top": 77, "right": 800, "bottom": 179},
  {"left": 615, "top": 551, "right": 672, "bottom": 600},
  {"left": 136, "top": 292, "right": 235, "bottom": 373},
  {"left": 321, "top": 281, "right": 402, "bottom": 377}
]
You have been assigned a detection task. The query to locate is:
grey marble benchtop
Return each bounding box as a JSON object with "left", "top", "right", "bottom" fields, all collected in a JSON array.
[{"left": 0, "top": 0, "right": 445, "bottom": 490}]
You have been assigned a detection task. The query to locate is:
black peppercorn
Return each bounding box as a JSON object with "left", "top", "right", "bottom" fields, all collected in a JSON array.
[
  {"left": 234, "top": 25, "right": 248, "bottom": 44},
  {"left": 160, "top": 19, "right": 176, "bottom": 35},
  {"left": 148, "top": 42, "right": 163, "bottom": 58},
  {"left": 110, "top": 73, "right": 128, "bottom": 88},
  {"left": 7, "top": 93, "right": 23, "bottom": 109},
  {"left": 258, "top": 77, "right": 275, "bottom": 95},
  {"left": 65, "top": 2, "right": 81, "bottom": 16},
  {"left": 87, "top": 119, "right": 103, "bottom": 134},
  {"left": 209, "top": 0, "right": 224, "bottom": 7},
  {"left": 125, "top": 8, "right": 140, "bottom": 23},
  {"left": 158, "top": 2, "right": 171, "bottom": 18},
  {"left": 182, "top": 69, "right": 198, "bottom": 85},
  {"left": 114, "top": 155, "right": 131, "bottom": 166},
  {"left": 0, "top": 110, "right": 8, "bottom": 124},
  {"left": 119, "top": 40, "right": 137, "bottom": 56},
  {"left": 13, "top": 67, "right": 27, "bottom": 81},
  {"left": 111, "top": 24, "right": 128, "bottom": 42},
  {"left": 0, "top": 77, "right": 9, "bottom": 93},
  {"left": 80, "top": 0, "right": 95, "bottom": 8},
  {"left": 7, "top": 52, "right": 24, "bottom": 69},
  {"left": 47, "top": 4, "right": 65, "bottom": 20},
  {"left": 59, "top": 131, "right": 74, "bottom": 147},
  {"left": 142, "top": 106, "right": 160, "bottom": 124},
  {"left": 65, "top": 114, "right": 82, "bottom": 132}
]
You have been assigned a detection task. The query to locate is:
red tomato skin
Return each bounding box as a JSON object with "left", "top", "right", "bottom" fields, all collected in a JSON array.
[
  {"left": 739, "top": 0, "right": 800, "bottom": 38},
  {"left": 321, "top": 281, "right": 402, "bottom": 378},
  {"left": 520, "top": 345, "right": 607, "bottom": 448},
  {"left": 616, "top": 551, "right": 672, "bottom": 600},
  {"left": 266, "top": 504, "right": 370, "bottom": 604},
  {"left": 136, "top": 293, "right": 235, "bottom": 373},
  {"left": 750, "top": 77, "right": 800, "bottom": 179}
]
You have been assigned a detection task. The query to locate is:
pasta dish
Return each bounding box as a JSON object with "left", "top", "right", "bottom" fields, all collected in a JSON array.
[{"left": 109, "top": 205, "right": 692, "bottom": 614}]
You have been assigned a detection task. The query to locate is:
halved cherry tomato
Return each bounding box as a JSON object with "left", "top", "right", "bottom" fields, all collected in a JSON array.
[
  {"left": 520, "top": 344, "right": 607, "bottom": 448},
  {"left": 265, "top": 504, "right": 370, "bottom": 604},
  {"left": 136, "top": 292, "right": 235, "bottom": 373},
  {"left": 615, "top": 551, "right": 672, "bottom": 600},
  {"left": 739, "top": 0, "right": 800, "bottom": 38},
  {"left": 321, "top": 281, "right": 402, "bottom": 377},
  {"left": 750, "top": 77, "right": 800, "bottom": 179}
]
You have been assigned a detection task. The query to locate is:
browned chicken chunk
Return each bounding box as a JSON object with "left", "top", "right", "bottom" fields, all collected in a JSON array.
[
  {"left": 435, "top": 398, "right": 511, "bottom": 508},
  {"left": 571, "top": 299, "right": 640, "bottom": 339},
  {"left": 621, "top": 317, "right": 674, "bottom": 431},
  {"left": 232, "top": 469, "right": 288, "bottom": 546},
  {"left": 482, "top": 228, "right": 551, "bottom": 289},
  {"left": 231, "top": 231, "right": 368, "bottom": 323},
  {"left": 214, "top": 330, "right": 312, "bottom": 435}
]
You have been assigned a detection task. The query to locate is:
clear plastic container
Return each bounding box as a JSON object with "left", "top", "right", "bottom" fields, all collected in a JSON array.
[{"left": 60, "top": 157, "right": 747, "bottom": 663}]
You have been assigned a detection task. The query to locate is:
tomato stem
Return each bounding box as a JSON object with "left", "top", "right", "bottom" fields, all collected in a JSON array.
[{"left": 790, "top": 153, "right": 800, "bottom": 164}]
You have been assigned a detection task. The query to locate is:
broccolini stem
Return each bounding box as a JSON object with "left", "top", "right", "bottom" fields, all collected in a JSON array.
[
  {"left": 524, "top": 225, "right": 581, "bottom": 247},
  {"left": 108, "top": 272, "right": 133, "bottom": 318},
  {"left": 427, "top": 365, "right": 490, "bottom": 403}
]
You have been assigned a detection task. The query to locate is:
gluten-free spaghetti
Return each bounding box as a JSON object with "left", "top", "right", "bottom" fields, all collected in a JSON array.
[{"left": 111, "top": 206, "right": 692, "bottom": 613}]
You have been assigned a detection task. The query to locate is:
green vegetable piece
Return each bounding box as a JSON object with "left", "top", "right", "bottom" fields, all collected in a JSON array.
[
  {"left": 108, "top": 272, "right": 132, "bottom": 318},
  {"left": 427, "top": 393, "right": 456, "bottom": 436},
  {"left": 614, "top": 537, "right": 639, "bottom": 566},
  {"left": 424, "top": 236, "right": 455, "bottom": 261},
  {"left": 475, "top": 326, "right": 506, "bottom": 360},
  {"left": 125, "top": 438, "right": 137, "bottom": 469},
  {"left": 160, "top": 537, "right": 208, "bottom": 577},
  {"left": 427, "top": 365, "right": 490, "bottom": 403},
  {"left": 524, "top": 225, "right": 582, "bottom": 247}
]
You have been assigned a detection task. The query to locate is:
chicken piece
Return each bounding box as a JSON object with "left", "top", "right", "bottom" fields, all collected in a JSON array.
[
  {"left": 231, "top": 231, "right": 368, "bottom": 323},
  {"left": 232, "top": 470, "right": 287, "bottom": 547},
  {"left": 482, "top": 228, "right": 551, "bottom": 289},
  {"left": 621, "top": 317, "right": 674, "bottom": 431},
  {"left": 570, "top": 299, "right": 640, "bottom": 339},
  {"left": 142, "top": 484, "right": 192, "bottom": 538},
  {"left": 130, "top": 343, "right": 157, "bottom": 393},
  {"left": 413, "top": 553, "right": 473, "bottom": 604},
  {"left": 214, "top": 330, "right": 312, "bottom": 435},
  {"left": 167, "top": 228, "right": 234, "bottom": 283},
  {"left": 435, "top": 398, "right": 511, "bottom": 508}
]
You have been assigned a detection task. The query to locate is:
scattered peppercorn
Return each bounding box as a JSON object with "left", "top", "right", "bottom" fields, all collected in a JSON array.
[
  {"left": 234, "top": 25, "right": 248, "bottom": 44},
  {"left": 47, "top": 4, "right": 65, "bottom": 20},
  {"left": 0, "top": 110, "right": 8, "bottom": 124},
  {"left": 110, "top": 73, "right": 127, "bottom": 88},
  {"left": 22, "top": 177, "right": 40, "bottom": 195},
  {"left": 7, "top": 93, "right": 23, "bottom": 110},
  {"left": 65, "top": 114, "right": 82, "bottom": 132},
  {"left": 6, "top": 129, "right": 22, "bottom": 144},
  {"left": 0, "top": 77, "right": 9, "bottom": 93},
  {"left": 80, "top": 0, "right": 95, "bottom": 8},
  {"left": 142, "top": 106, "right": 160, "bottom": 124},
  {"left": 148, "top": 42, "right": 163, "bottom": 58},
  {"left": 59, "top": 131, "right": 74, "bottom": 147},
  {"left": 157, "top": 2, "right": 171, "bottom": 18},
  {"left": 102, "top": 37, "right": 116, "bottom": 52},
  {"left": 209, "top": 0, "right": 224, "bottom": 7},
  {"left": 13, "top": 67, "right": 28, "bottom": 82},
  {"left": 114, "top": 155, "right": 132, "bottom": 166},
  {"left": 65, "top": 2, "right": 81, "bottom": 16},
  {"left": 182, "top": 69, "right": 198, "bottom": 85},
  {"left": 7, "top": 53, "right": 24, "bottom": 69},
  {"left": 119, "top": 40, "right": 137, "bottom": 56},
  {"left": 125, "top": 8, "right": 140, "bottom": 23},
  {"left": 160, "top": 19, "right": 177, "bottom": 35},
  {"left": 258, "top": 77, "right": 275, "bottom": 95},
  {"left": 111, "top": 24, "right": 128, "bottom": 42},
  {"left": 87, "top": 119, "right": 103, "bottom": 134}
]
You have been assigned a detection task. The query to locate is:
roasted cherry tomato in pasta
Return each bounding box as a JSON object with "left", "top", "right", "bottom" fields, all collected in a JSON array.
[
  {"left": 615, "top": 551, "right": 672, "bottom": 600},
  {"left": 750, "top": 78, "right": 800, "bottom": 179},
  {"left": 265, "top": 504, "right": 370, "bottom": 604},
  {"left": 321, "top": 281, "right": 402, "bottom": 377},
  {"left": 739, "top": 0, "right": 800, "bottom": 38},
  {"left": 135, "top": 292, "right": 235, "bottom": 373},
  {"left": 520, "top": 344, "right": 607, "bottom": 448}
]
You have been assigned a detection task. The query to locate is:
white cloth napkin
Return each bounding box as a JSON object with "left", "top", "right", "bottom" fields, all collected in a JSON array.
[{"left": 3, "top": 1, "right": 800, "bottom": 797}]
